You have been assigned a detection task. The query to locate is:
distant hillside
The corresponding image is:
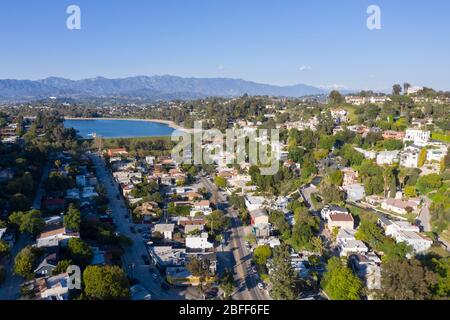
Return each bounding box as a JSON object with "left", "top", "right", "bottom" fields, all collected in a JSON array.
[{"left": 0, "top": 75, "right": 326, "bottom": 102}]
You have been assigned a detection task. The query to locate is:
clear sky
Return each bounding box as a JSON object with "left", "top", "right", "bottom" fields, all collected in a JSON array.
[{"left": 0, "top": 0, "right": 449, "bottom": 91}]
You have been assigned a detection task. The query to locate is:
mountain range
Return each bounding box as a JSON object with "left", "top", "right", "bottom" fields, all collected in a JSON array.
[{"left": 0, "top": 75, "right": 328, "bottom": 102}]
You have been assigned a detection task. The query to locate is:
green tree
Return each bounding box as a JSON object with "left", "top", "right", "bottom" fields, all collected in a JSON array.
[
  {"left": 418, "top": 148, "right": 427, "bottom": 167},
  {"left": 416, "top": 174, "right": 443, "bottom": 192},
  {"left": 322, "top": 257, "right": 362, "bottom": 300},
  {"left": 329, "top": 90, "right": 344, "bottom": 104},
  {"left": 355, "top": 221, "right": 385, "bottom": 251},
  {"left": 14, "top": 246, "right": 37, "bottom": 279},
  {"left": 214, "top": 176, "right": 227, "bottom": 189},
  {"left": 83, "top": 266, "right": 130, "bottom": 300},
  {"left": 431, "top": 257, "right": 450, "bottom": 298},
  {"left": 378, "top": 258, "right": 436, "bottom": 300},
  {"left": 52, "top": 259, "right": 73, "bottom": 276},
  {"left": 205, "top": 210, "right": 229, "bottom": 233},
  {"left": 186, "top": 256, "right": 215, "bottom": 297},
  {"left": 269, "top": 244, "right": 298, "bottom": 300},
  {"left": 64, "top": 204, "right": 81, "bottom": 231},
  {"left": 0, "top": 240, "right": 10, "bottom": 258},
  {"left": 67, "top": 238, "right": 93, "bottom": 267},
  {"left": 219, "top": 268, "right": 235, "bottom": 299},
  {"left": 9, "top": 210, "right": 44, "bottom": 236},
  {"left": 392, "top": 84, "right": 402, "bottom": 95},
  {"left": 253, "top": 245, "right": 272, "bottom": 266},
  {"left": 404, "top": 185, "right": 418, "bottom": 198}
]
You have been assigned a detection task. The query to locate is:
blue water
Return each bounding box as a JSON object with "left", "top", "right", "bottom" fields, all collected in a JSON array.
[{"left": 64, "top": 119, "right": 175, "bottom": 138}]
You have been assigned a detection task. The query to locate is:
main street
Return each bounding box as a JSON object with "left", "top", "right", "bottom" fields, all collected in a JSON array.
[
  {"left": 200, "top": 176, "right": 269, "bottom": 300},
  {"left": 89, "top": 153, "right": 183, "bottom": 300}
]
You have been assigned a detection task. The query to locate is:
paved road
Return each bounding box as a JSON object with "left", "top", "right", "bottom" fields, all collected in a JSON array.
[
  {"left": 0, "top": 235, "right": 30, "bottom": 300},
  {"left": 90, "top": 153, "right": 183, "bottom": 300},
  {"left": 418, "top": 196, "right": 432, "bottom": 232},
  {"left": 0, "top": 164, "right": 50, "bottom": 300},
  {"left": 200, "top": 176, "right": 269, "bottom": 300}
]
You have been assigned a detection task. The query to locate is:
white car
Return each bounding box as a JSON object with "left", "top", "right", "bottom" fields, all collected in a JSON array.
[{"left": 257, "top": 282, "right": 265, "bottom": 290}]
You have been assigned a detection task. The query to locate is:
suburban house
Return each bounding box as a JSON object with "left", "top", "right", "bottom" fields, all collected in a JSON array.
[
  {"left": 24, "top": 273, "right": 71, "bottom": 300},
  {"left": 336, "top": 228, "right": 368, "bottom": 256},
  {"left": 404, "top": 129, "right": 431, "bottom": 146},
  {"left": 355, "top": 147, "right": 377, "bottom": 160},
  {"left": 148, "top": 246, "right": 187, "bottom": 271},
  {"left": 339, "top": 240, "right": 368, "bottom": 257},
  {"left": 184, "top": 224, "right": 204, "bottom": 234},
  {"left": 185, "top": 233, "right": 214, "bottom": 250},
  {"left": 36, "top": 227, "right": 80, "bottom": 248},
  {"left": 381, "top": 219, "right": 433, "bottom": 253},
  {"left": 327, "top": 213, "right": 354, "bottom": 231},
  {"left": 382, "top": 131, "right": 405, "bottom": 140},
  {"left": 249, "top": 209, "right": 269, "bottom": 226},
  {"left": 154, "top": 224, "right": 175, "bottom": 240},
  {"left": 190, "top": 200, "right": 212, "bottom": 217},
  {"left": 320, "top": 205, "right": 349, "bottom": 220},
  {"left": 34, "top": 253, "right": 59, "bottom": 277},
  {"left": 349, "top": 253, "right": 382, "bottom": 292},
  {"left": 245, "top": 195, "right": 266, "bottom": 211},
  {"left": 376, "top": 151, "right": 400, "bottom": 165},
  {"left": 400, "top": 146, "right": 420, "bottom": 168},
  {"left": 342, "top": 168, "right": 359, "bottom": 187},
  {"left": 343, "top": 183, "right": 366, "bottom": 202},
  {"left": 381, "top": 198, "right": 421, "bottom": 215}
]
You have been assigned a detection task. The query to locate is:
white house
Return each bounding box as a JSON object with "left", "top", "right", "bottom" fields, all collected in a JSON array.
[
  {"left": 245, "top": 195, "right": 266, "bottom": 211},
  {"left": 427, "top": 145, "right": 448, "bottom": 162},
  {"left": 185, "top": 233, "right": 214, "bottom": 250},
  {"left": 36, "top": 227, "right": 80, "bottom": 248},
  {"left": 393, "top": 230, "right": 433, "bottom": 253},
  {"left": 336, "top": 228, "right": 368, "bottom": 257},
  {"left": 376, "top": 151, "right": 400, "bottom": 165},
  {"left": 190, "top": 200, "right": 212, "bottom": 217},
  {"left": 404, "top": 129, "right": 431, "bottom": 146},
  {"left": 38, "top": 273, "right": 70, "bottom": 300},
  {"left": 400, "top": 147, "right": 420, "bottom": 168},
  {"left": 354, "top": 147, "right": 377, "bottom": 160},
  {"left": 339, "top": 240, "right": 369, "bottom": 257},
  {"left": 382, "top": 220, "right": 432, "bottom": 253},
  {"left": 343, "top": 183, "right": 366, "bottom": 202}
]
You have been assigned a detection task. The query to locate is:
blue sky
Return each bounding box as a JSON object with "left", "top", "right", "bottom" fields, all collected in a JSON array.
[{"left": 0, "top": 0, "right": 449, "bottom": 90}]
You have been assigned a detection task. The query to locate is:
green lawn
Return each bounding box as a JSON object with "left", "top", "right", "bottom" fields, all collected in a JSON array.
[{"left": 432, "top": 132, "right": 450, "bottom": 143}]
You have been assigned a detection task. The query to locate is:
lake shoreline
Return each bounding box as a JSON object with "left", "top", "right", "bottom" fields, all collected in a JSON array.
[{"left": 63, "top": 117, "right": 192, "bottom": 133}]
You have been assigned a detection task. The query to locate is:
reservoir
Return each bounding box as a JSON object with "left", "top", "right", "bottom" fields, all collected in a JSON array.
[{"left": 64, "top": 119, "right": 175, "bottom": 138}]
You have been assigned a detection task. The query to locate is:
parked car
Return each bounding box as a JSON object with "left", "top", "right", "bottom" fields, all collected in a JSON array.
[{"left": 257, "top": 282, "right": 265, "bottom": 290}]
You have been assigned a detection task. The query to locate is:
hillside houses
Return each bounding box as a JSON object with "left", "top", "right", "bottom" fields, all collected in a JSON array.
[{"left": 379, "top": 219, "right": 433, "bottom": 253}]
